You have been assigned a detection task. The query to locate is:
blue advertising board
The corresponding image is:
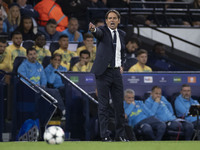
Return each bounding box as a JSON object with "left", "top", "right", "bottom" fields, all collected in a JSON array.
[{"left": 63, "top": 72, "right": 200, "bottom": 99}]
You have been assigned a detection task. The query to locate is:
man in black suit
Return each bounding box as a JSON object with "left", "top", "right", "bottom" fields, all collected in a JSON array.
[{"left": 89, "top": 10, "right": 127, "bottom": 141}]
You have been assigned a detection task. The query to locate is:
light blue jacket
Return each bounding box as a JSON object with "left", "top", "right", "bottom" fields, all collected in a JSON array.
[
  {"left": 44, "top": 64, "right": 67, "bottom": 88},
  {"left": 17, "top": 59, "right": 47, "bottom": 86},
  {"left": 124, "top": 100, "right": 153, "bottom": 127},
  {"left": 61, "top": 28, "right": 83, "bottom": 42},
  {"left": 145, "top": 96, "right": 176, "bottom": 122},
  {"left": 175, "top": 94, "right": 199, "bottom": 122}
]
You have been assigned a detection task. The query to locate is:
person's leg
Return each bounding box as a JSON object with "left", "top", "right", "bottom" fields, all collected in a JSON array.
[
  {"left": 139, "top": 123, "right": 156, "bottom": 140},
  {"left": 95, "top": 70, "right": 112, "bottom": 139},
  {"left": 110, "top": 69, "right": 125, "bottom": 139},
  {"left": 147, "top": 117, "right": 166, "bottom": 141},
  {"left": 181, "top": 121, "right": 194, "bottom": 140}
]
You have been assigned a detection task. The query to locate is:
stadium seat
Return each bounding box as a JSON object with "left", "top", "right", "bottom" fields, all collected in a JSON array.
[
  {"left": 123, "top": 58, "right": 138, "bottom": 71},
  {"left": 42, "top": 56, "right": 51, "bottom": 69},
  {"left": 22, "top": 40, "right": 34, "bottom": 50},
  {"left": 12, "top": 56, "right": 27, "bottom": 74},
  {"left": 49, "top": 42, "right": 59, "bottom": 55},
  {"left": 69, "top": 56, "right": 80, "bottom": 71}
]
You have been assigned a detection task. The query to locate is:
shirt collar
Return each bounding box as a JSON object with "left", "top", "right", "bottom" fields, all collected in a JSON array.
[{"left": 107, "top": 27, "right": 118, "bottom": 33}]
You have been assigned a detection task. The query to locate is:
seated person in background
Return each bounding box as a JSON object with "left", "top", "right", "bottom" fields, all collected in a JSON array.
[
  {"left": 123, "top": 37, "right": 140, "bottom": 71},
  {"left": 61, "top": 17, "right": 83, "bottom": 42},
  {"left": 54, "top": 35, "right": 77, "bottom": 70},
  {"left": 45, "top": 53, "right": 67, "bottom": 99},
  {"left": 18, "top": 47, "right": 66, "bottom": 120},
  {"left": 6, "top": 31, "right": 26, "bottom": 70},
  {"left": 145, "top": 86, "right": 194, "bottom": 140},
  {"left": 38, "top": 19, "right": 61, "bottom": 41},
  {"left": 34, "top": 0, "right": 68, "bottom": 32},
  {"left": 0, "top": 38, "right": 11, "bottom": 72},
  {"left": 15, "top": 15, "right": 36, "bottom": 41},
  {"left": 175, "top": 84, "right": 200, "bottom": 129},
  {"left": 124, "top": 37, "right": 140, "bottom": 59},
  {"left": 72, "top": 50, "right": 93, "bottom": 72},
  {"left": 148, "top": 43, "right": 176, "bottom": 71},
  {"left": 77, "top": 33, "right": 96, "bottom": 62},
  {"left": 33, "top": 33, "right": 51, "bottom": 64},
  {"left": 44, "top": 53, "right": 67, "bottom": 89},
  {"left": 16, "top": 0, "right": 39, "bottom": 19},
  {"left": 124, "top": 88, "right": 166, "bottom": 141},
  {"left": 128, "top": 49, "right": 152, "bottom": 72},
  {"left": 4, "top": 3, "right": 21, "bottom": 37}
]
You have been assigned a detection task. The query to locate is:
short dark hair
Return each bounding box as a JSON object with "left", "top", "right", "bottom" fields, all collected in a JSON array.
[
  {"left": 136, "top": 49, "right": 148, "bottom": 57},
  {"left": 127, "top": 37, "right": 140, "bottom": 47},
  {"left": 35, "top": 33, "right": 46, "bottom": 40},
  {"left": 51, "top": 53, "right": 62, "bottom": 60},
  {"left": 153, "top": 43, "right": 165, "bottom": 52},
  {"left": 11, "top": 31, "right": 22, "bottom": 39},
  {"left": 80, "top": 50, "right": 90, "bottom": 57},
  {"left": 151, "top": 86, "right": 161, "bottom": 92},
  {"left": 46, "top": 19, "right": 57, "bottom": 26},
  {"left": 105, "top": 9, "right": 121, "bottom": 19},
  {"left": 59, "top": 34, "right": 68, "bottom": 40},
  {"left": 83, "top": 33, "right": 93, "bottom": 40},
  {"left": 181, "top": 84, "right": 191, "bottom": 90},
  {"left": 26, "top": 47, "right": 36, "bottom": 55}
]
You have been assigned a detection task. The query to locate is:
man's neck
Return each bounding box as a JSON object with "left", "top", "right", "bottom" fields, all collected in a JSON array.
[
  {"left": 138, "top": 62, "right": 145, "bottom": 68},
  {"left": 13, "top": 44, "right": 20, "bottom": 49}
]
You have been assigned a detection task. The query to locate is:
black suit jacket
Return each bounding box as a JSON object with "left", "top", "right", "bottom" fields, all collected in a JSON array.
[{"left": 91, "top": 26, "right": 126, "bottom": 76}]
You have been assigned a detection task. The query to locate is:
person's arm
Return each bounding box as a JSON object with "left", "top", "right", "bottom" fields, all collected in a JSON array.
[
  {"left": 89, "top": 22, "right": 103, "bottom": 40},
  {"left": 162, "top": 96, "right": 174, "bottom": 115},
  {"left": 44, "top": 65, "right": 57, "bottom": 85},
  {"left": 145, "top": 98, "right": 159, "bottom": 116},
  {"left": 174, "top": 96, "right": 189, "bottom": 117},
  {"left": 124, "top": 103, "right": 135, "bottom": 117},
  {"left": 40, "top": 67, "right": 47, "bottom": 87}
]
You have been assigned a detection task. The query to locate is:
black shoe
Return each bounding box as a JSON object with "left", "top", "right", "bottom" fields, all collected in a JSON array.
[
  {"left": 115, "top": 137, "right": 128, "bottom": 142},
  {"left": 102, "top": 136, "right": 112, "bottom": 142}
]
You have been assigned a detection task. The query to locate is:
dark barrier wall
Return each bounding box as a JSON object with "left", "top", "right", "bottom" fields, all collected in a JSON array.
[{"left": 63, "top": 72, "right": 200, "bottom": 99}]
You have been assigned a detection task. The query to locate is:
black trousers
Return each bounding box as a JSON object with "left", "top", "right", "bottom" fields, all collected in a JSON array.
[{"left": 95, "top": 68, "right": 125, "bottom": 138}]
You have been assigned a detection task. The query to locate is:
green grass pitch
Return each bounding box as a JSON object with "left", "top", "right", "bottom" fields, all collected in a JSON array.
[{"left": 1, "top": 141, "right": 200, "bottom": 150}]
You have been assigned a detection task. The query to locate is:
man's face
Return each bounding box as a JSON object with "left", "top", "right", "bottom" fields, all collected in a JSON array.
[
  {"left": 84, "top": 38, "right": 93, "bottom": 47},
  {"left": 181, "top": 86, "right": 191, "bottom": 100},
  {"left": 80, "top": 53, "right": 90, "bottom": 65},
  {"left": 27, "top": 50, "right": 37, "bottom": 63},
  {"left": 126, "top": 42, "right": 139, "bottom": 53},
  {"left": 59, "top": 37, "right": 69, "bottom": 49},
  {"left": 124, "top": 93, "right": 135, "bottom": 104},
  {"left": 151, "top": 88, "right": 162, "bottom": 100},
  {"left": 46, "top": 23, "right": 57, "bottom": 35},
  {"left": 106, "top": 12, "right": 120, "bottom": 30},
  {"left": 137, "top": 53, "right": 147, "bottom": 65},
  {"left": 68, "top": 20, "right": 78, "bottom": 34},
  {"left": 35, "top": 35, "right": 46, "bottom": 48},
  {"left": 12, "top": 34, "right": 22, "bottom": 47},
  {"left": 0, "top": 42, "right": 7, "bottom": 54}
]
